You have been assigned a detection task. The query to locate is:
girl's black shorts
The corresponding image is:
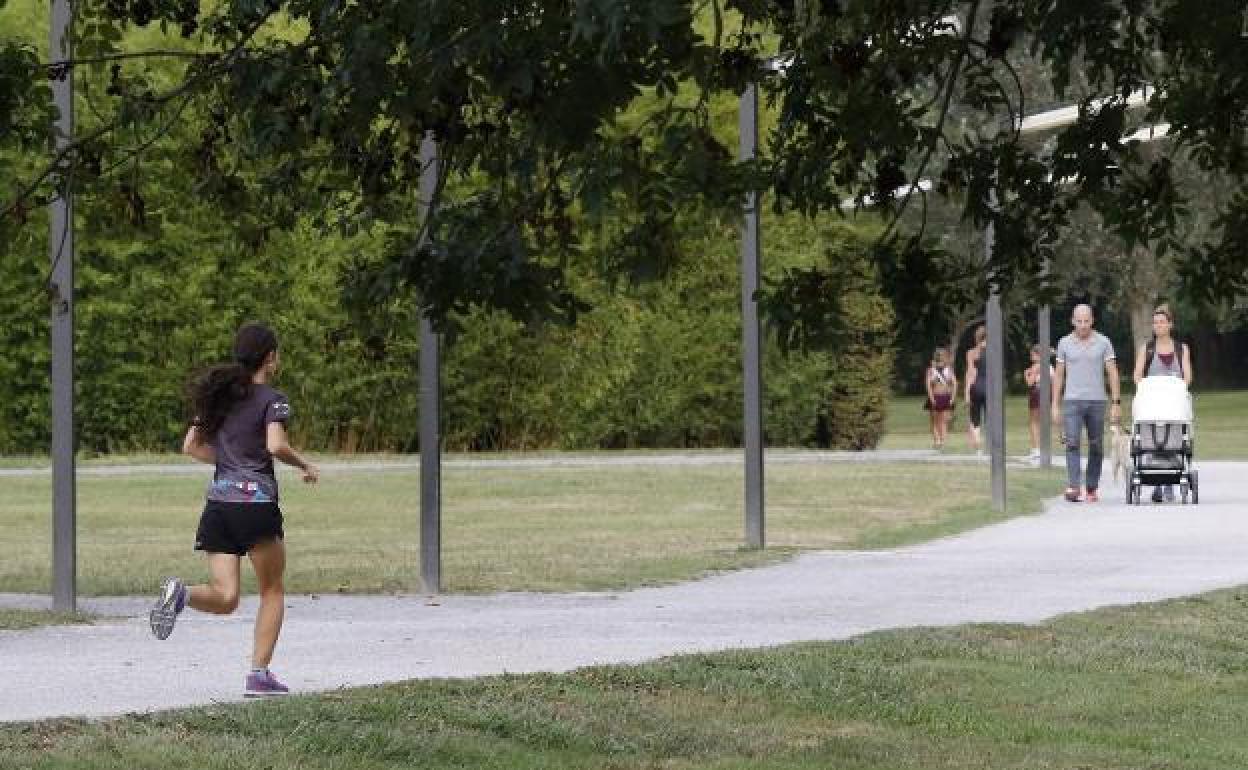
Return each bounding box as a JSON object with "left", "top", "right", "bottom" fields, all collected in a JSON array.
[{"left": 194, "top": 501, "right": 284, "bottom": 555}]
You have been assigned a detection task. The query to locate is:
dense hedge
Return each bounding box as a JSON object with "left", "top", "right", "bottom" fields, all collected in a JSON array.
[{"left": 0, "top": 211, "right": 895, "bottom": 454}]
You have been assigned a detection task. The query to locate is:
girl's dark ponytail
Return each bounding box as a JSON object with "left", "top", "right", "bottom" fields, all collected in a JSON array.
[
  {"left": 188, "top": 322, "right": 278, "bottom": 437},
  {"left": 189, "top": 364, "right": 252, "bottom": 437}
]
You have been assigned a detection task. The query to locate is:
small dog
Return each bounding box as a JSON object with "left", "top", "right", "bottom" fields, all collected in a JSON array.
[{"left": 1109, "top": 422, "right": 1132, "bottom": 482}]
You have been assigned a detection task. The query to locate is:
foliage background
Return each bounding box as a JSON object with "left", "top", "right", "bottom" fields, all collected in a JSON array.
[
  {"left": 0, "top": 2, "right": 907, "bottom": 454},
  {"left": 6, "top": 1, "right": 1248, "bottom": 454}
]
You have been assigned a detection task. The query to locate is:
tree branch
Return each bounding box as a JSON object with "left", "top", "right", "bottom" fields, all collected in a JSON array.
[
  {"left": 43, "top": 50, "right": 213, "bottom": 68},
  {"left": 878, "top": 0, "right": 983, "bottom": 244},
  {"left": 3, "top": 13, "right": 275, "bottom": 223}
]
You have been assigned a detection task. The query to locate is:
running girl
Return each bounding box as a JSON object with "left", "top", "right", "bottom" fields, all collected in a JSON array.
[{"left": 149, "top": 322, "right": 319, "bottom": 698}]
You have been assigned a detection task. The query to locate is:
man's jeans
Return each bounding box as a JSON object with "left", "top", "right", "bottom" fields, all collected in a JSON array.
[{"left": 1063, "top": 399, "right": 1107, "bottom": 490}]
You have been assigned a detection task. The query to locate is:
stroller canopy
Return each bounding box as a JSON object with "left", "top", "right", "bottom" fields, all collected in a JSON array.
[{"left": 1132, "top": 376, "right": 1192, "bottom": 423}]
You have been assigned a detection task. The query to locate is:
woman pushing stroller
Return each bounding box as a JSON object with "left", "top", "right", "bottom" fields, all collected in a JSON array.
[{"left": 1132, "top": 304, "right": 1192, "bottom": 503}]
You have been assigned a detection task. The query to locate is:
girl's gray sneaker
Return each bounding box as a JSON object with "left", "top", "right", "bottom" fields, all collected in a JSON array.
[
  {"left": 149, "top": 577, "right": 186, "bottom": 640},
  {"left": 244, "top": 669, "right": 290, "bottom": 697}
]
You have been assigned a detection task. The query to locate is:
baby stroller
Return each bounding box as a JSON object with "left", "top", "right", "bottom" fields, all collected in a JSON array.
[{"left": 1125, "top": 376, "right": 1198, "bottom": 504}]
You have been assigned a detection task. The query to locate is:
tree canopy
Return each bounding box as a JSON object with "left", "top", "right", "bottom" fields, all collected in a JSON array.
[{"left": 3, "top": 0, "right": 1247, "bottom": 329}]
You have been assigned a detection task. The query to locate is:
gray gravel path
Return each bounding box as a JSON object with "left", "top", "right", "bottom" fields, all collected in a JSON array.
[
  {"left": 2, "top": 460, "right": 1245, "bottom": 724},
  {"left": 0, "top": 448, "right": 1015, "bottom": 478}
]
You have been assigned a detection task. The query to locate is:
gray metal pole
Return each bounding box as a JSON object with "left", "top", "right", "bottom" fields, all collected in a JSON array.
[
  {"left": 739, "top": 83, "right": 764, "bottom": 549},
  {"left": 49, "top": 0, "right": 76, "bottom": 613},
  {"left": 986, "top": 293, "right": 1007, "bottom": 511},
  {"left": 984, "top": 214, "right": 1007, "bottom": 512},
  {"left": 418, "top": 135, "right": 441, "bottom": 593},
  {"left": 1038, "top": 301, "right": 1052, "bottom": 469}
]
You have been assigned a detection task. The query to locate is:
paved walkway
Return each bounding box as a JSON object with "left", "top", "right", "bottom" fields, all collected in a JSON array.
[{"left": 2, "top": 461, "right": 1245, "bottom": 723}]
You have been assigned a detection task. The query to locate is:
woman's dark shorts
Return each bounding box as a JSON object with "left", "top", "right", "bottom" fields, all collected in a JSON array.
[
  {"left": 195, "top": 501, "right": 284, "bottom": 555},
  {"left": 969, "top": 392, "right": 986, "bottom": 428}
]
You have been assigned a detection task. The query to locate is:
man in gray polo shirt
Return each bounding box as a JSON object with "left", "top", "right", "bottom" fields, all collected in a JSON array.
[{"left": 1051, "top": 304, "right": 1122, "bottom": 502}]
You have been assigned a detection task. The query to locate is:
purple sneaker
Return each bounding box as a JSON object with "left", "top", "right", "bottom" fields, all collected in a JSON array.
[
  {"left": 244, "top": 669, "right": 290, "bottom": 698},
  {"left": 149, "top": 576, "right": 187, "bottom": 640}
]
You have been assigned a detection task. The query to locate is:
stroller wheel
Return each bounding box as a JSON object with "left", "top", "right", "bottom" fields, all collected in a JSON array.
[
  {"left": 1180, "top": 482, "right": 1189, "bottom": 505},
  {"left": 1190, "top": 470, "right": 1199, "bottom": 505}
]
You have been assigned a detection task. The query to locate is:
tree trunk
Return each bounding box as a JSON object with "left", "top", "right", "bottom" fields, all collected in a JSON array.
[
  {"left": 1129, "top": 300, "right": 1154, "bottom": 355},
  {"left": 1125, "top": 244, "right": 1161, "bottom": 355}
]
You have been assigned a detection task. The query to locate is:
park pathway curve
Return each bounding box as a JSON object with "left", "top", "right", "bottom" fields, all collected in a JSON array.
[{"left": 2, "top": 460, "right": 1247, "bottom": 723}]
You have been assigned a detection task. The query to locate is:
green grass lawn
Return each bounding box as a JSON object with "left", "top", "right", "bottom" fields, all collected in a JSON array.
[
  {"left": 7, "top": 587, "right": 1248, "bottom": 768},
  {"left": 1, "top": 390, "right": 1240, "bottom": 470},
  {"left": 0, "top": 462, "right": 1059, "bottom": 598},
  {"left": 881, "top": 389, "right": 1247, "bottom": 459},
  {"left": 0, "top": 609, "right": 91, "bottom": 631},
  {"left": 3, "top": 389, "right": 1236, "bottom": 599}
]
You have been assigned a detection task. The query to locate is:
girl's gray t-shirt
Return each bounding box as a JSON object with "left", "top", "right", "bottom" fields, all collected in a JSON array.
[
  {"left": 205, "top": 383, "right": 291, "bottom": 504},
  {"left": 1056, "top": 332, "right": 1116, "bottom": 401}
]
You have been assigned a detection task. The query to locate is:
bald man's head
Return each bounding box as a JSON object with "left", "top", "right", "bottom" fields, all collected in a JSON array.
[{"left": 1071, "top": 304, "right": 1095, "bottom": 338}]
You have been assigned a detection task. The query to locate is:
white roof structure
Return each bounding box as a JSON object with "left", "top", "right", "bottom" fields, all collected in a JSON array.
[{"left": 839, "top": 87, "right": 1169, "bottom": 210}]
